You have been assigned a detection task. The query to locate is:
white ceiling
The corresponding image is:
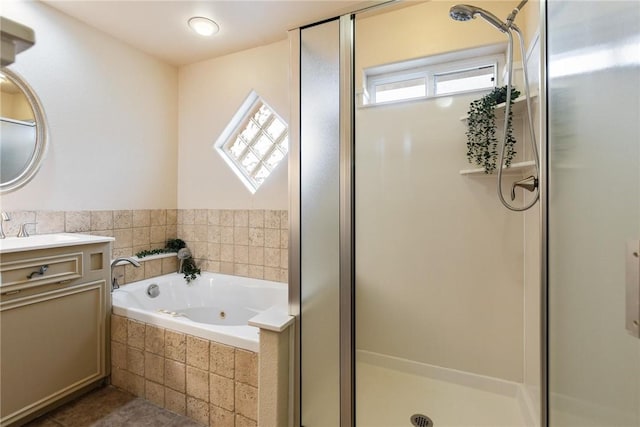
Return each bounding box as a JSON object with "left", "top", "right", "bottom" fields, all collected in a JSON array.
[{"left": 41, "top": 0, "right": 376, "bottom": 66}]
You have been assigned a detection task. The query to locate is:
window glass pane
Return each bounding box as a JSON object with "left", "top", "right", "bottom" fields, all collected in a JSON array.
[
  {"left": 278, "top": 135, "right": 289, "bottom": 152},
  {"left": 241, "top": 120, "right": 260, "bottom": 142},
  {"left": 266, "top": 117, "right": 286, "bottom": 140},
  {"left": 265, "top": 148, "right": 285, "bottom": 168},
  {"left": 254, "top": 164, "right": 270, "bottom": 182},
  {"left": 375, "top": 77, "right": 426, "bottom": 103},
  {"left": 253, "top": 104, "right": 272, "bottom": 125},
  {"left": 216, "top": 95, "right": 289, "bottom": 193},
  {"left": 435, "top": 66, "right": 495, "bottom": 95},
  {"left": 228, "top": 137, "right": 247, "bottom": 158},
  {"left": 253, "top": 134, "right": 273, "bottom": 157},
  {"left": 240, "top": 151, "right": 259, "bottom": 171}
]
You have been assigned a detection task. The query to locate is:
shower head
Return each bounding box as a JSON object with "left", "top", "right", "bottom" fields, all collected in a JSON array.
[
  {"left": 449, "top": 4, "right": 475, "bottom": 21},
  {"left": 449, "top": 4, "right": 509, "bottom": 33}
]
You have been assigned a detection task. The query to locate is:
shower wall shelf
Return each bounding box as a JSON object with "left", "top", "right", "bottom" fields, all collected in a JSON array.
[
  {"left": 459, "top": 160, "right": 536, "bottom": 176},
  {"left": 459, "top": 94, "right": 538, "bottom": 122}
]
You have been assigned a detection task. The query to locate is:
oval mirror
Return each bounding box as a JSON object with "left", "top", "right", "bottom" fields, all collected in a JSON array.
[{"left": 0, "top": 68, "right": 48, "bottom": 193}]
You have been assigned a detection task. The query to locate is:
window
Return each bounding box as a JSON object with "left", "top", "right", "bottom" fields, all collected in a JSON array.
[
  {"left": 374, "top": 77, "right": 427, "bottom": 103},
  {"left": 215, "top": 92, "right": 288, "bottom": 193},
  {"left": 363, "top": 44, "right": 505, "bottom": 105},
  {"left": 434, "top": 65, "right": 496, "bottom": 95}
]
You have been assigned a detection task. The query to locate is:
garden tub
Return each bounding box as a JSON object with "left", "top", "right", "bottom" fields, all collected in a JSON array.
[{"left": 111, "top": 272, "right": 288, "bottom": 352}]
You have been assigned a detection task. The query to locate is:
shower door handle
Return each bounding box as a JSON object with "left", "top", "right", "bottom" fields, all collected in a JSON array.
[{"left": 626, "top": 240, "right": 640, "bottom": 338}]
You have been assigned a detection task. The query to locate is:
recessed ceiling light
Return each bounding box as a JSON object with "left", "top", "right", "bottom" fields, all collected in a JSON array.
[{"left": 188, "top": 17, "right": 219, "bottom": 37}]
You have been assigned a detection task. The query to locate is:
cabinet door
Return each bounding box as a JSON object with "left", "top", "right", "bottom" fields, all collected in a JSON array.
[{"left": 0, "top": 280, "right": 106, "bottom": 424}]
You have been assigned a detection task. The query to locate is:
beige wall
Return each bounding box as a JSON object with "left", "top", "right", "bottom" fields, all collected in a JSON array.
[
  {"left": 177, "top": 41, "right": 289, "bottom": 210},
  {"left": 355, "top": 0, "right": 531, "bottom": 88},
  {"left": 523, "top": 0, "right": 540, "bottom": 48},
  {"left": 1, "top": 1, "right": 290, "bottom": 213},
  {"left": 1, "top": 0, "right": 178, "bottom": 211},
  {"left": 0, "top": 1, "right": 289, "bottom": 288}
]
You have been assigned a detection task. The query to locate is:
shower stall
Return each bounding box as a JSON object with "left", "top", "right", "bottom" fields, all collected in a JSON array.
[{"left": 289, "top": 0, "right": 640, "bottom": 426}]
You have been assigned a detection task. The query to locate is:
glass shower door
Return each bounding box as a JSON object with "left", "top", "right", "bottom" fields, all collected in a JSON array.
[
  {"left": 547, "top": 0, "right": 640, "bottom": 425},
  {"left": 298, "top": 18, "right": 342, "bottom": 427}
]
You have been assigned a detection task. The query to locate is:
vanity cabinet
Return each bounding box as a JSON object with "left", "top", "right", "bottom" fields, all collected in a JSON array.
[{"left": 0, "top": 236, "right": 113, "bottom": 427}]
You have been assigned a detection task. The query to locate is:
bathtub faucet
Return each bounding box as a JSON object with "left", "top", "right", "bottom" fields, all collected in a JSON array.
[
  {"left": 177, "top": 248, "right": 192, "bottom": 274},
  {"left": 110, "top": 257, "right": 141, "bottom": 291},
  {"left": 0, "top": 212, "right": 10, "bottom": 239}
]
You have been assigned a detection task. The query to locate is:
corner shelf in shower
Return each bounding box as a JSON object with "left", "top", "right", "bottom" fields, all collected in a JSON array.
[
  {"left": 459, "top": 94, "right": 538, "bottom": 122},
  {"left": 459, "top": 160, "right": 536, "bottom": 176}
]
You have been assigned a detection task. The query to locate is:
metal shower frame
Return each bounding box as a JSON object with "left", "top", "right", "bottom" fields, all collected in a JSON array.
[{"left": 288, "top": 0, "right": 549, "bottom": 425}]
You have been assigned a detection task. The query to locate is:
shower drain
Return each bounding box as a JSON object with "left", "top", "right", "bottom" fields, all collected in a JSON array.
[{"left": 410, "top": 414, "right": 433, "bottom": 427}]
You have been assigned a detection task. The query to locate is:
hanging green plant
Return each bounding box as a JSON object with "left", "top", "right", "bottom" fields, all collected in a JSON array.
[
  {"left": 135, "top": 238, "right": 186, "bottom": 259},
  {"left": 181, "top": 258, "right": 201, "bottom": 283},
  {"left": 465, "top": 85, "right": 521, "bottom": 173}
]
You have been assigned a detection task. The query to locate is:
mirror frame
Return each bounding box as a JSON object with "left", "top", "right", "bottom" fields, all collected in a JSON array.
[{"left": 0, "top": 68, "right": 48, "bottom": 194}]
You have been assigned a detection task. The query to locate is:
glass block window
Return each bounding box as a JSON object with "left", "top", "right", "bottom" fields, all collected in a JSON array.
[{"left": 215, "top": 92, "right": 288, "bottom": 193}]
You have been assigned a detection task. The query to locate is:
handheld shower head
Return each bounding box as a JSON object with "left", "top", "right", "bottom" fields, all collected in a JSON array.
[
  {"left": 449, "top": 4, "right": 475, "bottom": 21},
  {"left": 449, "top": 4, "right": 509, "bottom": 32}
]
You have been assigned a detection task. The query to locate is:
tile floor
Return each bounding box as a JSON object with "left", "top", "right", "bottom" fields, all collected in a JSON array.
[{"left": 24, "top": 386, "right": 203, "bottom": 427}]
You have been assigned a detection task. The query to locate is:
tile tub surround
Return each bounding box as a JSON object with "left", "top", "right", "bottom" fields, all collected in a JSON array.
[
  {"left": 177, "top": 209, "right": 288, "bottom": 283},
  {"left": 4, "top": 209, "right": 288, "bottom": 284},
  {"left": 111, "top": 314, "right": 258, "bottom": 427},
  {"left": 3, "top": 209, "right": 179, "bottom": 286},
  {"left": 1, "top": 209, "right": 178, "bottom": 258}
]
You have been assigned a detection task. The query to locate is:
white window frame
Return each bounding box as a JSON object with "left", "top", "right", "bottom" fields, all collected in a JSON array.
[
  {"left": 363, "top": 43, "right": 506, "bottom": 105},
  {"left": 214, "top": 91, "right": 288, "bottom": 194},
  {"left": 432, "top": 63, "right": 498, "bottom": 95}
]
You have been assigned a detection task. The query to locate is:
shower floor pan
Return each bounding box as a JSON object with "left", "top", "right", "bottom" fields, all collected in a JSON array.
[{"left": 356, "top": 352, "right": 532, "bottom": 427}]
